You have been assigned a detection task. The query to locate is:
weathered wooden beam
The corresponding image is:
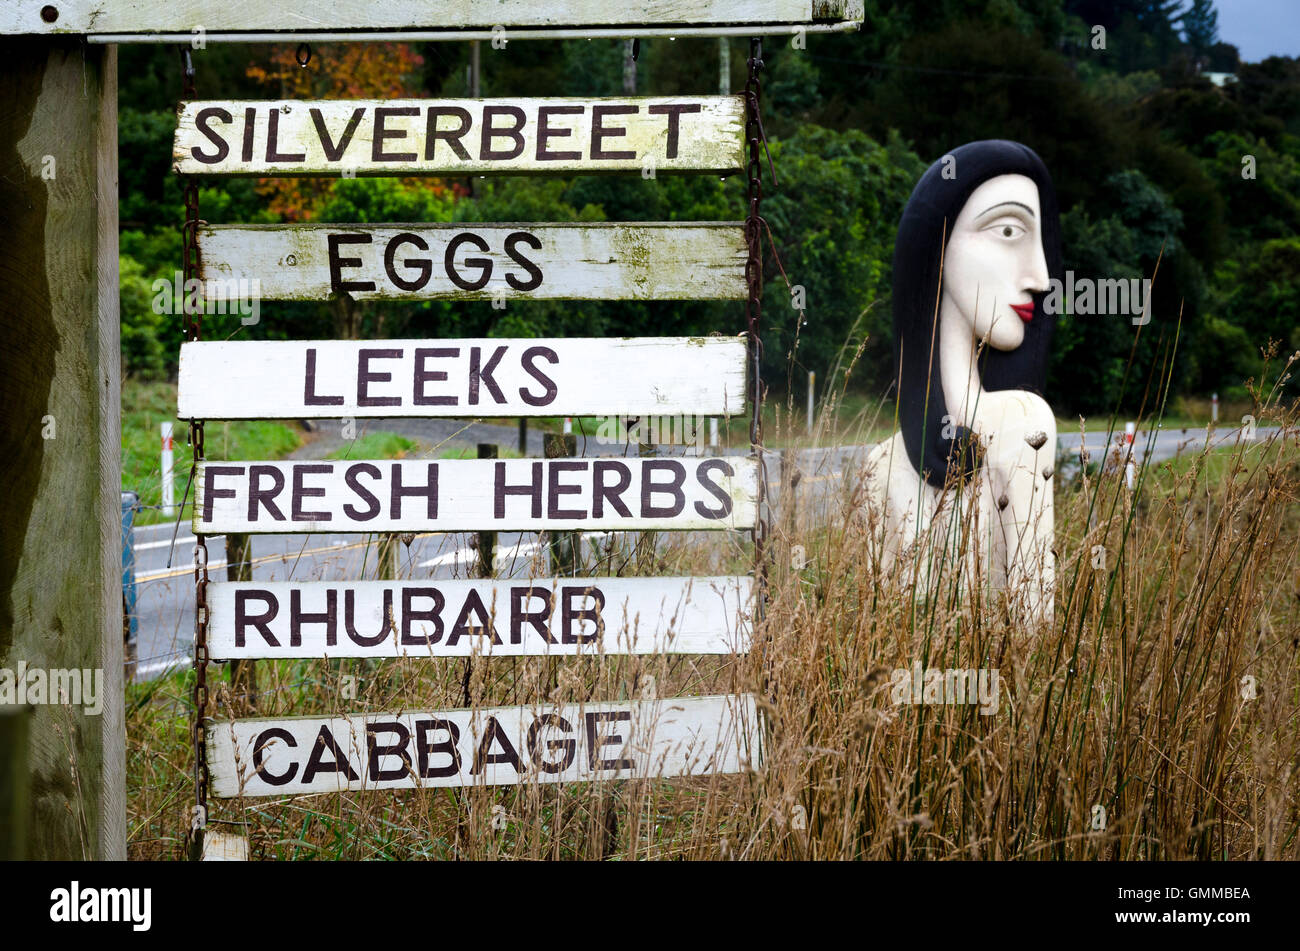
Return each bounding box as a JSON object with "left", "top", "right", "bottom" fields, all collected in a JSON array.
[
  {"left": 206, "top": 575, "right": 753, "bottom": 658},
  {"left": 206, "top": 693, "right": 761, "bottom": 797},
  {"left": 0, "top": 38, "right": 123, "bottom": 860},
  {"left": 175, "top": 98, "right": 744, "bottom": 176},
  {"left": 193, "top": 457, "right": 760, "bottom": 534},
  {"left": 2, "top": 2, "right": 864, "bottom": 36},
  {"left": 194, "top": 223, "right": 747, "bottom": 300},
  {"left": 178, "top": 337, "right": 748, "bottom": 419}
]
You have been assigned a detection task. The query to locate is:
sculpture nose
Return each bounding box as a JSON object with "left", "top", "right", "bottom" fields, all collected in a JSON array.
[{"left": 1023, "top": 240, "right": 1051, "bottom": 294}]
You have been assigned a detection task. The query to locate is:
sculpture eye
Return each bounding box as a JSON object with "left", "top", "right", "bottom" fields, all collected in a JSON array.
[{"left": 992, "top": 221, "right": 1026, "bottom": 240}]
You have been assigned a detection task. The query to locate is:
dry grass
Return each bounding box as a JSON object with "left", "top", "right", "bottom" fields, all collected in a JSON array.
[{"left": 125, "top": 353, "right": 1300, "bottom": 861}]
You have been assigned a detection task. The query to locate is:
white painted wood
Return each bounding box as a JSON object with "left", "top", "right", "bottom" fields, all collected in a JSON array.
[
  {"left": 208, "top": 575, "right": 752, "bottom": 659},
  {"left": 195, "top": 222, "right": 745, "bottom": 301},
  {"left": 172, "top": 98, "right": 743, "bottom": 176},
  {"left": 178, "top": 337, "right": 746, "bottom": 419},
  {"left": 193, "top": 457, "right": 759, "bottom": 533},
  {"left": 200, "top": 832, "right": 249, "bottom": 861},
  {"left": 5, "top": 2, "right": 839, "bottom": 35},
  {"left": 206, "top": 693, "right": 761, "bottom": 797}
]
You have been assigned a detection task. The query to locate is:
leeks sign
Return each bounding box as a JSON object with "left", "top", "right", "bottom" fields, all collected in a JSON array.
[{"left": 173, "top": 91, "right": 763, "bottom": 797}]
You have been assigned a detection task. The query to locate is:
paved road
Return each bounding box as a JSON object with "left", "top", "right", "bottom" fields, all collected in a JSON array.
[{"left": 126, "top": 420, "right": 1285, "bottom": 681}]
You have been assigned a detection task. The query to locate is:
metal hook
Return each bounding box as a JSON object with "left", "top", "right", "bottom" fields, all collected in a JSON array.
[
  {"left": 632, "top": 38, "right": 641, "bottom": 62},
  {"left": 296, "top": 42, "right": 312, "bottom": 68}
]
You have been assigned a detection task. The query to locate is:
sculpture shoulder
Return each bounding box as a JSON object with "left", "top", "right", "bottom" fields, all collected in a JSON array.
[{"left": 977, "top": 390, "right": 1057, "bottom": 445}]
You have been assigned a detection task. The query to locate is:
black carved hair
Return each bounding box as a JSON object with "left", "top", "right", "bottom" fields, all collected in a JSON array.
[{"left": 891, "top": 139, "right": 1063, "bottom": 489}]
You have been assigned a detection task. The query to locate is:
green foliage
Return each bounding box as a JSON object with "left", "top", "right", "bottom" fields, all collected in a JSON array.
[{"left": 119, "top": 255, "right": 168, "bottom": 380}]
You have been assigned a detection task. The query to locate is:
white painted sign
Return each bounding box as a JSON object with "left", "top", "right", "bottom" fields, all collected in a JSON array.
[
  {"left": 177, "top": 338, "right": 746, "bottom": 419},
  {"left": 173, "top": 98, "right": 743, "bottom": 176},
  {"left": 208, "top": 575, "right": 752, "bottom": 659},
  {"left": 193, "top": 457, "right": 759, "bottom": 533},
  {"left": 197, "top": 222, "right": 746, "bottom": 301},
  {"left": 206, "top": 694, "right": 761, "bottom": 797},
  {"left": 7, "top": 2, "right": 854, "bottom": 35}
]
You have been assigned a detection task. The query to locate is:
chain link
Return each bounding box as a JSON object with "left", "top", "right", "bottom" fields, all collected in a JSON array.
[
  {"left": 744, "top": 40, "right": 770, "bottom": 598},
  {"left": 180, "top": 45, "right": 210, "bottom": 860}
]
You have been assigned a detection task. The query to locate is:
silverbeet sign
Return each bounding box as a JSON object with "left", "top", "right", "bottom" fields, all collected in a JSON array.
[
  {"left": 177, "top": 338, "right": 746, "bottom": 419},
  {"left": 206, "top": 694, "right": 761, "bottom": 798},
  {"left": 194, "top": 457, "right": 759, "bottom": 534},
  {"left": 173, "top": 98, "right": 743, "bottom": 176},
  {"left": 208, "top": 576, "right": 753, "bottom": 659},
  {"left": 197, "top": 222, "right": 746, "bottom": 301}
]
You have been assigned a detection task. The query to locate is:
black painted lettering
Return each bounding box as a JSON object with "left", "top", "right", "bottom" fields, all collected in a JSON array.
[
  {"left": 469, "top": 345, "right": 507, "bottom": 405},
  {"left": 345, "top": 588, "right": 393, "bottom": 647},
  {"left": 291, "top": 464, "right": 331, "bottom": 522},
  {"left": 201, "top": 464, "right": 244, "bottom": 524},
  {"left": 495, "top": 461, "right": 543, "bottom": 519},
  {"left": 694, "top": 459, "right": 734, "bottom": 519},
  {"left": 413, "top": 347, "right": 459, "bottom": 406},
  {"left": 327, "top": 233, "right": 376, "bottom": 294},
  {"left": 401, "top": 587, "right": 445, "bottom": 646},
  {"left": 471, "top": 717, "right": 523, "bottom": 774},
  {"left": 290, "top": 588, "right": 337, "bottom": 648},
  {"left": 425, "top": 106, "right": 472, "bottom": 161},
  {"left": 647, "top": 103, "right": 702, "bottom": 160},
  {"left": 519, "top": 345, "right": 558, "bottom": 406},
  {"left": 445, "top": 232, "right": 492, "bottom": 292},
  {"left": 372, "top": 107, "right": 419, "bottom": 162},
  {"left": 310, "top": 106, "right": 365, "bottom": 162},
  {"left": 510, "top": 586, "right": 555, "bottom": 645},
  {"left": 503, "top": 231, "right": 544, "bottom": 291},
  {"left": 357, "top": 347, "right": 403, "bottom": 407},
  {"left": 247, "top": 465, "right": 287, "bottom": 523},
  {"left": 416, "top": 719, "right": 462, "bottom": 779},
  {"left": 366, "top": 721, "right": 412, "bottom": 782},
  {"left": 536, "top": 105, "right": 583, "bottom": 161},
  {"left": 561, "top": 585, "right": 604, "bottom": 644},
  {"left": 304, "top": 347, "right": 345, "bottom": 406},
  {"left": 590, "top": 104, "right": 637, "bottom": 160},
  {"left": 302, "top": 725, "right": 360, "bottom": 784},
  {"left": 390, "top": 463, "right": 439, "bottom": 520},
  {"left": 252, "top": 728, "right": 298, "bottom": 787},
  {"left": 548, "top": 461, "right": 588, "bottom": 520},
  {"left": 234, "top": 590, "right": 279, "bottom": 648},
  {"left": 343, "top": 463, "right": 382, "bottom": 521},
  {"left": 641, "top": 459, "right": 686, "bottom": 518},
  {"left": 585, "top": 710, "right": 636, "bottom": 772},
  {"left": 592, "top": 460, "right": 632, "bottom": 518},
  {"left": 190, "top": 106, "right": 232, "bottom": 164},
  {"left": 479, "top": 105, "right": 526, "bottom": 160},
  {"left": 528, "top": 715, "right": 576, "bottom": 773},
  {"left": 383, "top": 232, "right": 432, "bottom": 292},
  {"left": 265, "top": 106, "right": 307, "bottom": 163}
]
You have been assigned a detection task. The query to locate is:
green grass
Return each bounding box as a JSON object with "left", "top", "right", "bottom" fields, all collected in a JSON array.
[
  {"left": 327, "top": 431, "right": 417, "bottom": 460},
  {"left": 122, "top": 379, "right": 301, "bottom": 525}
]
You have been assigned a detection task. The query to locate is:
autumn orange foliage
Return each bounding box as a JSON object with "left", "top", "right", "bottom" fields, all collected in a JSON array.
[{"left": 246, "top": 43, "right": 459, "bottom": 221}]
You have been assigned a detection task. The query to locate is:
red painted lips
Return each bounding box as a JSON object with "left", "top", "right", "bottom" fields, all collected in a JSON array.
[{"left": 1011, "top": 302, "right": 1035, "bottom": 323}]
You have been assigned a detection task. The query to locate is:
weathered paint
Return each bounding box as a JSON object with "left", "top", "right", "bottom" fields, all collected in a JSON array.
[
  {"left": 196, "top": 222, "right": 746, "bottom": 300},
  {"left": 208, "top": 575, "right": 753, "bottom": 658},
  {"left": 177, "top": 337, "right": 747, "bottom": 419},
  {"left": 193, "top": 457, "right": 760, "bottom": 534},
  {"left": 3, "top": 2, "right": 865, "bottom": 35},
  {"left": 173, "top": 97, "right": 744, "bottom": 176},
  {"left": 206, "top": 694, "right": 762, "bottom": 797}
]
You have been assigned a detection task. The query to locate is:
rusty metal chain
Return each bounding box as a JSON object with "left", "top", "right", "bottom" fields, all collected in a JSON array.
[
  {"left": 744, "top": 40, "right": 770, "bottom": 603},
  {"left": 180, "top": 45, "right": 210, "bottom": 860}
]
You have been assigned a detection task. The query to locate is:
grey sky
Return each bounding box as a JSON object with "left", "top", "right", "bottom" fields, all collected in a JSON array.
[{"left": 1214, "top": 0, "right": 1300, "bottom": 63}]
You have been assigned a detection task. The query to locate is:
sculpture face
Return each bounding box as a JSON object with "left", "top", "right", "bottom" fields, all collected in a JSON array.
[{"left": 941, "top": 173, "right": 1051, "bottom": 353}]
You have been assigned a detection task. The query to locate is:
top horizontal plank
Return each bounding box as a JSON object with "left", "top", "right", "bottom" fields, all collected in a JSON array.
[
  {"left": 3, "top": 1, "right": 862, "bottom": 36},
  {"left": 174, "top": 97, "right": 743, "bottom": 176}
]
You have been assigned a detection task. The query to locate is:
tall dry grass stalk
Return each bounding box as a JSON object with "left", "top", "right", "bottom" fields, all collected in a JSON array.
[{"left": 126, "top": 355, "right": 1300, "bottom": 861}]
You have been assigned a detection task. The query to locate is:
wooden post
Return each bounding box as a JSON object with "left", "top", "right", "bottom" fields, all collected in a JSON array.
[
  {"left": 544, "top": 434, "right": 580, "bottom": 575},
  {"left": 475, "top": 444, "right": 498, "bottom": 577},
  {"left": 518, "top": 418, "right": 528, "bottom": 455},
  {"left": 0, "top": 39, "right": 123, "bottom": 861},
  {"left": 225, "top": 533, "right": 256, "bottom": 712},
  {"left": 0, "top": 707, "right": 31, "bottom": 860}
]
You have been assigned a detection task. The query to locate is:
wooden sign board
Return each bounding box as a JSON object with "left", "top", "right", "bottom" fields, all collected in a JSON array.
[
  {"left": 206, "top": 694, "right": 761, "bottom": 797},
  {"left": 193, "top": 457, "right": 759, "bottom": 533},
  {"left": 5, "top": 2, "right": 860, "bottom": 35},
  {"left": 209, "top": 575, "right": 752, "bottom": 659},
  {"left": 173, "top": 98, "right": 742, "bottom": 176},
  {"left": 196, "top": 222, "right": 745, "bottom": 301},
  {"left": 178, "top": 337, "right": 746, "bottom": 419}
]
